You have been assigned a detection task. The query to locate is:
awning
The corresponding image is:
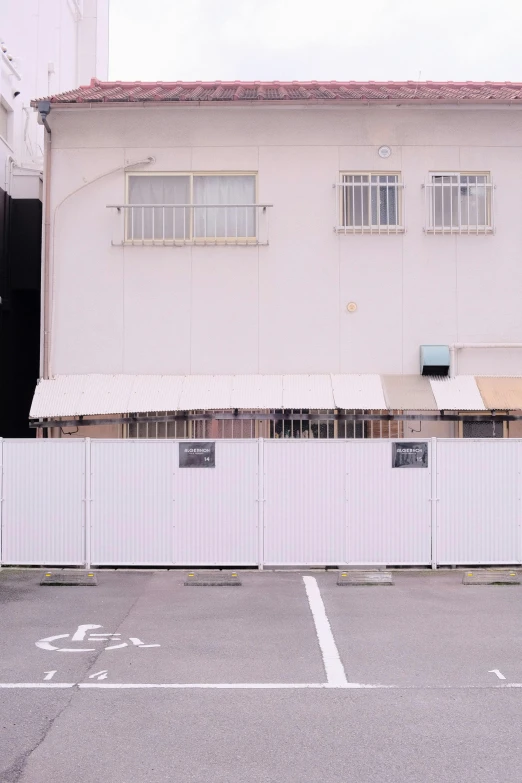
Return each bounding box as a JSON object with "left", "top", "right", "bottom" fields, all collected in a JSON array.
[{"left": 30, "top": 373, "right": 522, "bottom": 419}]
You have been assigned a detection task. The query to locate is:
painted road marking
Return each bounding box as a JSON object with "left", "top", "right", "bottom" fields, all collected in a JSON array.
[
  {"left": 489, "top": 669, "right": 506, "bottom": 680},
  {"left": 43, "top": 671, "right": 57, "bottom": 681},
  {"left": 302, "top": 576, "right": 348, "bottom": 687},
  {"left": 35, "top": 624, "right": 160, "bottom": 652},
  {"left": 89, "top": 670, "right": 108, "bottom": 680}
]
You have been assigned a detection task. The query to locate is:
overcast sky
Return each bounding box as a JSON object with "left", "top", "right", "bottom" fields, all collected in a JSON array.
[{"left": 109, "top": 0, "right": 522, "bottom": 83}]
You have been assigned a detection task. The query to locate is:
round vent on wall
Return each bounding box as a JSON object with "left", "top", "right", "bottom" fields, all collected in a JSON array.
[{"left": 378, "top": 145, "right": 392, "bottom": 159}]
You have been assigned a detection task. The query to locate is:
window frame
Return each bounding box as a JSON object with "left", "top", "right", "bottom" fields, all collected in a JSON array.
[
  {"left": 338, "top": 171, "right": 404, "bottom": 234},
  {"left": 425, "top": 171, "right": 493, "bottom": 233},
  {"left": 125, "top": 171, "right": 258, "bottom": 244},
  {"left": 0, "top": 96, "right": 13, "bottom": 148}
]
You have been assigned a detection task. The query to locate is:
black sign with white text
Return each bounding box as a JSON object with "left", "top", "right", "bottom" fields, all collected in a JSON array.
[
  {"left": 392, "top": 442, "right": 428, "bottom": 468},
  {"left": 179, "top": 442, "right": 216, "bottom": 468}
]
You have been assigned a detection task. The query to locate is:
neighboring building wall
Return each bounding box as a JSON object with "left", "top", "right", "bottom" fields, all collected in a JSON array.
[
  {"left": 46, "top": 104, "right": 522, "bottom": 379},
  {"left": 1, "top": 0, "right": 109, "bottom": 436},
  {"left": 1, "top": 0, "right": 109, "bottom": 185}
]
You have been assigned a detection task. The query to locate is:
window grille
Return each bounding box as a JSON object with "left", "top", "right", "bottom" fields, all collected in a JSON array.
[
  {"left": 338, "top": 173, "right": 404, "bottom": 234},
  {"left": 424, "top": 173, "right": 493, "bottom": 233},
  {"left": 125, "top": 411, "right": 403, "bottom": 439},
  {"left": 109, "top": 173, "right": 271, "bottom": 246}
]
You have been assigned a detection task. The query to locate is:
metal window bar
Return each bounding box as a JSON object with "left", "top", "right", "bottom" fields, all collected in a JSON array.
[
  {"left": 424, "top": 174, "right": 493, "bottom": 234},
  {"left": 125, "top": 410, "right": 404, "bottom": 439},
  {"left": 109, "top": 204, "right": 271, "bottom": 246},
  {"left": 338, "top": 175, "right": 403, "bottom": 234}
]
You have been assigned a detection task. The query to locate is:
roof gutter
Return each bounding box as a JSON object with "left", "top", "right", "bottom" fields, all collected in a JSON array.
[{"left": 38, "top": 102, "right": 52, "bottom": 381}]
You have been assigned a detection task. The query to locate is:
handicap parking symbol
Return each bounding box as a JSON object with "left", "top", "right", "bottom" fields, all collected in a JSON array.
[{"left": 35, "top": 623, "right": 160, "bottom": 652}]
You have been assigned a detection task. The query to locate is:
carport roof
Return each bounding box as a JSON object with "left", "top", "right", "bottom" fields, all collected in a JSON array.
[{"left": 29, "top": 373, "right": 522, "bottom": 419}]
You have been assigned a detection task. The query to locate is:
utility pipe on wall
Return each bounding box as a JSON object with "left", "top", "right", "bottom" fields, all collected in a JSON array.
[{"left": 449, "top": 343, "right": 522, "bottom": 377}]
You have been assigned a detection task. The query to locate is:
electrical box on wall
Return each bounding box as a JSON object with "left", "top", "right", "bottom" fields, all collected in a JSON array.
[{"left": 420, "top": 345, "right": 450, "bottom": 376}]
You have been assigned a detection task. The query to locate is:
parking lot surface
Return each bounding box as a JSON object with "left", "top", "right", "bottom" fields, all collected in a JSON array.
[{"left": 1, "top": 568, "right": 521, "bottom": 782}]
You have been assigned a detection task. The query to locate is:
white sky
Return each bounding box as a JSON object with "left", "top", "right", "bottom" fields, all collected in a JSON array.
[{"left": 109, "top": 0, "right": 522, "bottom": 83}]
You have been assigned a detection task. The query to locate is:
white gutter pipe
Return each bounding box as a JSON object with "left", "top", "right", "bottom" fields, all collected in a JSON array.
[{"left": 449, "top": 343, "right": 522, "bottom": 377}]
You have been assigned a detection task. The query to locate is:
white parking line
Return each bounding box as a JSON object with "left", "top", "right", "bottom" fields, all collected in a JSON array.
[
  {"left": 1, "top": 682, "right": 522, "bottom": 690},
  {"left": 302, "top": 575, "right": 348, "bottom": 687}
]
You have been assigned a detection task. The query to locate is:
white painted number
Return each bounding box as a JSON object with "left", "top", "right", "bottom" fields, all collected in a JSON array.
[
  {"left": 489, "top": 669, "right": 506, "bottom": 680},
  {"left": 43, "top": 671, "right": 57, "bottom": 681}
]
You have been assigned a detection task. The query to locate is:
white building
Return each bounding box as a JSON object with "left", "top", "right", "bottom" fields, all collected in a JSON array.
[
  {"left": 29, "top": 80, "right": 522, "bottom": 439},
  {"left": 0, "top": 0, "right": 108, "bottom": 437},
  {"left": 1, "top": 0, "right": 109, "bottom": 198}
]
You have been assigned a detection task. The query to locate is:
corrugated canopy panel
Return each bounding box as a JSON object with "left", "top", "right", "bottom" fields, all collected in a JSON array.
[
  {"left": 30, "top": 375, "right": 143, "bottom": 417},
  {"left": 381, "top": 375, "right": 438, "bottom": 410},
  {"left": 475, "top": 377, "right": 522, "bottom": 410},
  {"left": 178, "top": 375, "right": 234, "bottom": 410},
  {"left": 33, "top": 373, "right": 522, "bottom": 418},
  {"left": 230, "top": 375, "right": 283, "bottom": 409},
  {"left": 430, "top": 376, "right": 487, "bottom": 411},
  {"left": 331, "top": 374, "right": 387, "bottom": 409},
  {"left": 282, "top": 375, "right": 334, "bottom": 409}
]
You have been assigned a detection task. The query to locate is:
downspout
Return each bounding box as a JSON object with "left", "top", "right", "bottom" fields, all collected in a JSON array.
[
  {"left": 449, "top": 343, "right": 522, "bottom": 377},
  {"left": 38, "top": 101, "right": 52, "bottom": 380}
]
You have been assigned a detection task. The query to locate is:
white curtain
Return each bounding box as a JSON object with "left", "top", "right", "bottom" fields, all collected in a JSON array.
[
  {"left": 193, "top": 176, "right": 256, "bottom": 238},
  {"left": 128, "top": 176, "right": 190, "bottom": 240}
]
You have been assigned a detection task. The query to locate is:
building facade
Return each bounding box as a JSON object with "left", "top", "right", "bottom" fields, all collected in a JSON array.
[
  {"left": 0, "top": 0, "right": 108, "bottom": 436},
  {"left": 29, "top": 80, "right": 522, "bottom": 439}
]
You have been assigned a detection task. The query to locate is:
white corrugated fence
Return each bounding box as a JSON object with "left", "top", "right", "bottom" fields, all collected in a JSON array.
[{"left": 0, "top": 438, "right": 520, "bottom": 567}]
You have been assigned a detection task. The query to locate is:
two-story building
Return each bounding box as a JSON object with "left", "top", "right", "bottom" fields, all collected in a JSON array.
[{"left": 29, "top": 79, "right": 522, "bottom": 440}]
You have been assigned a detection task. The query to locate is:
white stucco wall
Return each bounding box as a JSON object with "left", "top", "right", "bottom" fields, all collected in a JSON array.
[
  {"left": 1, "top": 0, "right": 109, "bottom": 195},
  {"left": 46, "top": 103, "right": 522, "bottom": 376}
]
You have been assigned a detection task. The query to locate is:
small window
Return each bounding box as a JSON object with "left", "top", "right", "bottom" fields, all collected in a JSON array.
[
  {"left": 0, "top": 101, "right": 9, "bottom": 142},
  {"left": 339, "top": 173, "right": 403, "bottom": 234},
  {"left": 126, "top": 173, "right": 256, "bottom": 243},
  {"left": 425, "top": 172, "right": 493, "bottom": 233}
]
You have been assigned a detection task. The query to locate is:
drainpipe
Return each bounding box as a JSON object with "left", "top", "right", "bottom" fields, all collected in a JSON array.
[
  {"left": 449, "top": 343, "right": 522, "bottom": 377},
  {"left": 38, "top": 101, "right": 52, "bottom": 380}
]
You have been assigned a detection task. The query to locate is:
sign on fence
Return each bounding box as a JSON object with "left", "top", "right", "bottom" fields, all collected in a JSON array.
[
  {"left": 392, "top": 442, "right": 428, "bottom": 468},
  {"left": 179, "top": 442, "right": 216, "bottom": 468}
]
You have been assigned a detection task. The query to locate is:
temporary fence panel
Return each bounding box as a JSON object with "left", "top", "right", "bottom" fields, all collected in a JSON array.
[
  {"left": 436, "top": 439, "right": 522, "bottom": 565},
  {"left": 345, "top": 440, "right": 432, "bottom": 565},
  {"left": 90, "top": 440, "right": 175, "bottom": 565},
  {"left": 1, "top": 437, "right": 521, "bottom": 568},
  {"left": 0, "top": 439, "right": 85, "bottom": 565},
  {"left": 262, "top": 441, "right": 347, "bottom": 565},
  {"left": 173, "top": 440, "right": 259, "bottom": 565}
]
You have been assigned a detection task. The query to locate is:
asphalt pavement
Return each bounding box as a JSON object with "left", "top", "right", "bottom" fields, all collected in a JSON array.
[{"left": 1, "top": 568, "right": 521, "bottom": 782}]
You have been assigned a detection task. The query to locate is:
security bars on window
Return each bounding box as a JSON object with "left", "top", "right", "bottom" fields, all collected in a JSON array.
[
  {"left": 424, "top": 173, "right": 493, "bottom": 234},
  {"left": 126, "top": 411, "right": 403, "bottom": 440},
  {"left": 338, "top": 174, "right": 404, "bottom": 234},
  {"left": 108, "top": 173, "right": 271, "bottom": 246}
]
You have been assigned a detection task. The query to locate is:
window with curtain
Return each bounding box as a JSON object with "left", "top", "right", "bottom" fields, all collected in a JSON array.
[
  {"left": 0, "top": 102, "right": 9, "bottom": 141},
  {"left": 428, "top": 173, "right": 491, "bottom": 231},
  {"left": 341, "top": 173, "right": 401, "bottom": 230},
  {"left": 127, "top": 174, "right": 256, "bottom": 241}
]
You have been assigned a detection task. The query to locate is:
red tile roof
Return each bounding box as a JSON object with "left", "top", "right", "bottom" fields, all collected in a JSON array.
[{"left": 33, "top": 79, "right": 522, "bottom": 105}]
